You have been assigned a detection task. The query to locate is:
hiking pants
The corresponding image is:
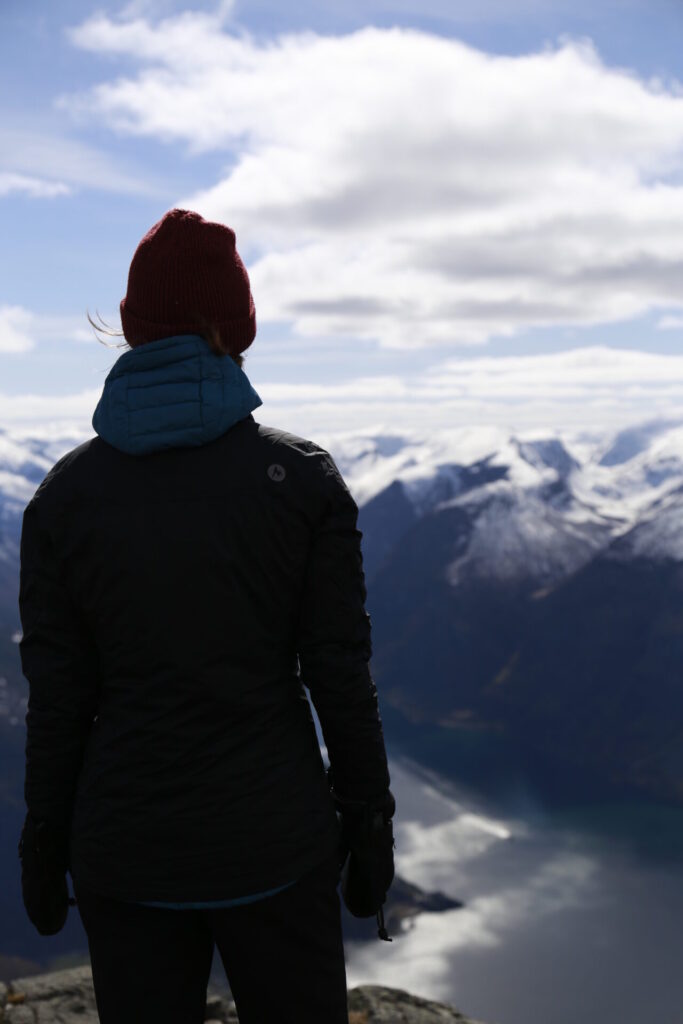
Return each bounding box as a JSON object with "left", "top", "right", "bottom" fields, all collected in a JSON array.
[{"left": 73, "top": 851, "right": 349, "bottom": 1024}]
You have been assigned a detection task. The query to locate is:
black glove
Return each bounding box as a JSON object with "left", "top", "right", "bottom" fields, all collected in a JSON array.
[
  {"left": 18, "top": 813, "right": 75, "bottom": 936},
  {"left": 327, "top": 766, "right": 396, "bottom": 941}
]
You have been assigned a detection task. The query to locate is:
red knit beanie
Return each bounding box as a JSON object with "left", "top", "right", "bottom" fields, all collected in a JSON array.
[{"left": 120, "top": 208, "right": 257, "bottom": 356}]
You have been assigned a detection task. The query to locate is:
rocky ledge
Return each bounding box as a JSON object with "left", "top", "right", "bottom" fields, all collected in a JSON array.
[{"left": 0, "top": 964, "right": 488, "bottom": 1022}]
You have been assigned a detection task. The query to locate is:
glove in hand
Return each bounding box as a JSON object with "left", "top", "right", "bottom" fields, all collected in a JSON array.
[
  {"left": 327, "top": 767, "right": 396, "bottom": 938},
  {"left": 339, "top": 801, "right": 395, "bottom": 918},
  {"left": 18, "top": 813, "right": 73, "bottom": 936}
]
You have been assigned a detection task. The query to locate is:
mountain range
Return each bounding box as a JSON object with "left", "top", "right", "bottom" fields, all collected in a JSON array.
[
  {"left": 1, "top": 416, "right": 682, "bottom": 807},
  {"left": 337, "top": 416, "right": 683, "bottom": 807}
]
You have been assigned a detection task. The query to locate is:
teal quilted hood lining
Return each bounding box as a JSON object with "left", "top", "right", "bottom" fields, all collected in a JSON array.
[{"left": 92, "top": 334, "right": 263, "bottom": 456}]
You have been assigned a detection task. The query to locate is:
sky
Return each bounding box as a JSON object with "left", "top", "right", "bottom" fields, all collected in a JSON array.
[{"left": 2, "top": 0, "right": 683, "bottom": 441}]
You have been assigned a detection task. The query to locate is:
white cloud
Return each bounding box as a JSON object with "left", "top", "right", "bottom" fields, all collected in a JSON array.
[
  {"left": 0, "top": 173, "right": 71, "bottom": 199},
  {"left": 0, "top": 306, "right": 114, "bottom": 354},
  {"left": 0, "top": 388, "right": 101, "bottom": 427},
  {"left": 420, "top": 344, "right": 683, "bottom": 394},
  {"left": 0, "top": 307, "right": 36, "bottom": 353},
  {"left": 62, "top": 16, "right": 683, "bottom": 349},
  {"left": 657, "top": 314, "right": 683, "bottom": 329},
  {"left": 2, "top": 344, "right": 682, "bottom": 437},
  {"left": 0, "top": 119, "right": 164, "bottom": 198},
  {"left": 249, "top": 345, "right": 683, "bottom": 434}
]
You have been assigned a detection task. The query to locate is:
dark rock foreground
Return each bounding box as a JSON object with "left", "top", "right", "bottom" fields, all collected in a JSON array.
[{"left": 0, "top": 963, "right": 489, "bottom": 1022}]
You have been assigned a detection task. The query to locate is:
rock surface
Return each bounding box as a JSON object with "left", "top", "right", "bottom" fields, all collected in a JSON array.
[
  {"left": 342, "top": 873, "right": 463, "bottom": 941},
  {"left": 347, "top": 985, "right": 488, "bottom": 1022},
  {"left": 0, "top": 964, "right": 489, "bottom": 1023}
]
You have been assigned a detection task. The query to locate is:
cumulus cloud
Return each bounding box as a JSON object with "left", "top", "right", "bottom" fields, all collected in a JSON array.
[{"left": 60, "top": 15, "right": 683, "bottom": 348}]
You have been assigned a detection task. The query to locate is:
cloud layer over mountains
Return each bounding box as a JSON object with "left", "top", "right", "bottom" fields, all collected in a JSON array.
[{"left": 60, "top": 13, "right": 683, "bottom": 349}]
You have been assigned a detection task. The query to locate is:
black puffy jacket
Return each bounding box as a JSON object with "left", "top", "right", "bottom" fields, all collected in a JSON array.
[{"left": 18, "top": 334, "right": 391, "bottom": 902}]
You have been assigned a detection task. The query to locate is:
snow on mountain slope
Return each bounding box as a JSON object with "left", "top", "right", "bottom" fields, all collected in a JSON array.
[
  {"left": 442, "top": 485, "right": 613, "bottom": 588},
  {"left": 595, "top": 417, "right": 682, "bottom": 467},
  {"left": 1, "top": 416, "right": 682, "bottom": 581},
  {"left": 314, "top": 424, "right": 514, "bottom": 510},
  {"left": 604, "top": 484, "right": 683, "bottom": 563},
  {"left": 326, "top": 417, "right": 683, "bottom": 573},
  {"left": 0, "top": 428, "right": 90, "bottom": 519},
  {"left": 0, "top": 428, "right": 96, "bottom": 575}
]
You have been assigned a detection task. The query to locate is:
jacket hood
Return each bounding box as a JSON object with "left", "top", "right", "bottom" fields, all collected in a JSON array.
[{"left": 92, "top": 334, "right": 263, "bottom": 455}]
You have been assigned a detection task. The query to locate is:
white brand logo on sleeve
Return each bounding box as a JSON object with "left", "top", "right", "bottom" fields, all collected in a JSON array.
[{"left": 267, "top": 464, "right": 286, "bottom": 482}]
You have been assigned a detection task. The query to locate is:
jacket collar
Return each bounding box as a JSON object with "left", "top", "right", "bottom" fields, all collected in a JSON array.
[{"left": 92, "top": 334, "right": 263, "bottom": 455}]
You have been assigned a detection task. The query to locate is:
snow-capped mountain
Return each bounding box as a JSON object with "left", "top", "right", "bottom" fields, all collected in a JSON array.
[
  {"left": 325, "top": 416, "right": 683, "bottom": 804},
  {"left": 1, "top": 414, "right": 682, "bottom": 804},
  {"left": 323, "top": 416, "right": 683, "bottom": 576},
  {"left": 2, "top": 415, "right": 683, "bottom": 574}
]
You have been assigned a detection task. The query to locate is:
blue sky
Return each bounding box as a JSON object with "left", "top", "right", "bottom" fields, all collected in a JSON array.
[{"left": 3, "top": 0, "right": 683, "bottom": 439}]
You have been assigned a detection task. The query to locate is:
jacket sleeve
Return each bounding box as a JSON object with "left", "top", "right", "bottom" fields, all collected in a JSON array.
[
  {"left": 18, "top": 496, "right": 100, "bottom": 828},
  {"left": 296, "top": 451, "right": 391, "bottom": 804}
]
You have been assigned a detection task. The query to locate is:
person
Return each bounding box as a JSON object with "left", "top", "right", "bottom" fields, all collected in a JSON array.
[{"left": 16, "top": 208, "right": 396, "bottom": 1024}]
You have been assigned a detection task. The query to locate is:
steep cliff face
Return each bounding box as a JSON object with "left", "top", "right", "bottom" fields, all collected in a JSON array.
[{"left": 0, "top": 963, "right": 489, "bottom": 1023}]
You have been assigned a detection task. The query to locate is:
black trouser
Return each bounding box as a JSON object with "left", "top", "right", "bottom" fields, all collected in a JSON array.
[{"left": 73, "top": 852, "right": 349, "bottom": 1024}]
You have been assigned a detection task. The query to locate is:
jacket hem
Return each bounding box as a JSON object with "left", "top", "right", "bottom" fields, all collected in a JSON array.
[{"left": 70, "top": 822, "right": 341, "bottom": 905}]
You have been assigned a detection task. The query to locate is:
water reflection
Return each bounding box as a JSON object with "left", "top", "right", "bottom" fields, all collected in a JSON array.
[{"left": 344, "top": 755, "right": 683, "bottom": 1024}]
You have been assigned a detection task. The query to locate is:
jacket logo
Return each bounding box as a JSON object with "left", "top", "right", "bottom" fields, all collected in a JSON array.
[{"left": 267, "top": 463, "right": 286, "bottom": 482}]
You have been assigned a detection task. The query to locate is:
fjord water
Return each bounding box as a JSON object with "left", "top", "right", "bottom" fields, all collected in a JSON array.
[{"left": 344, "top": 744, "right": 683, "bottom": 1024}]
